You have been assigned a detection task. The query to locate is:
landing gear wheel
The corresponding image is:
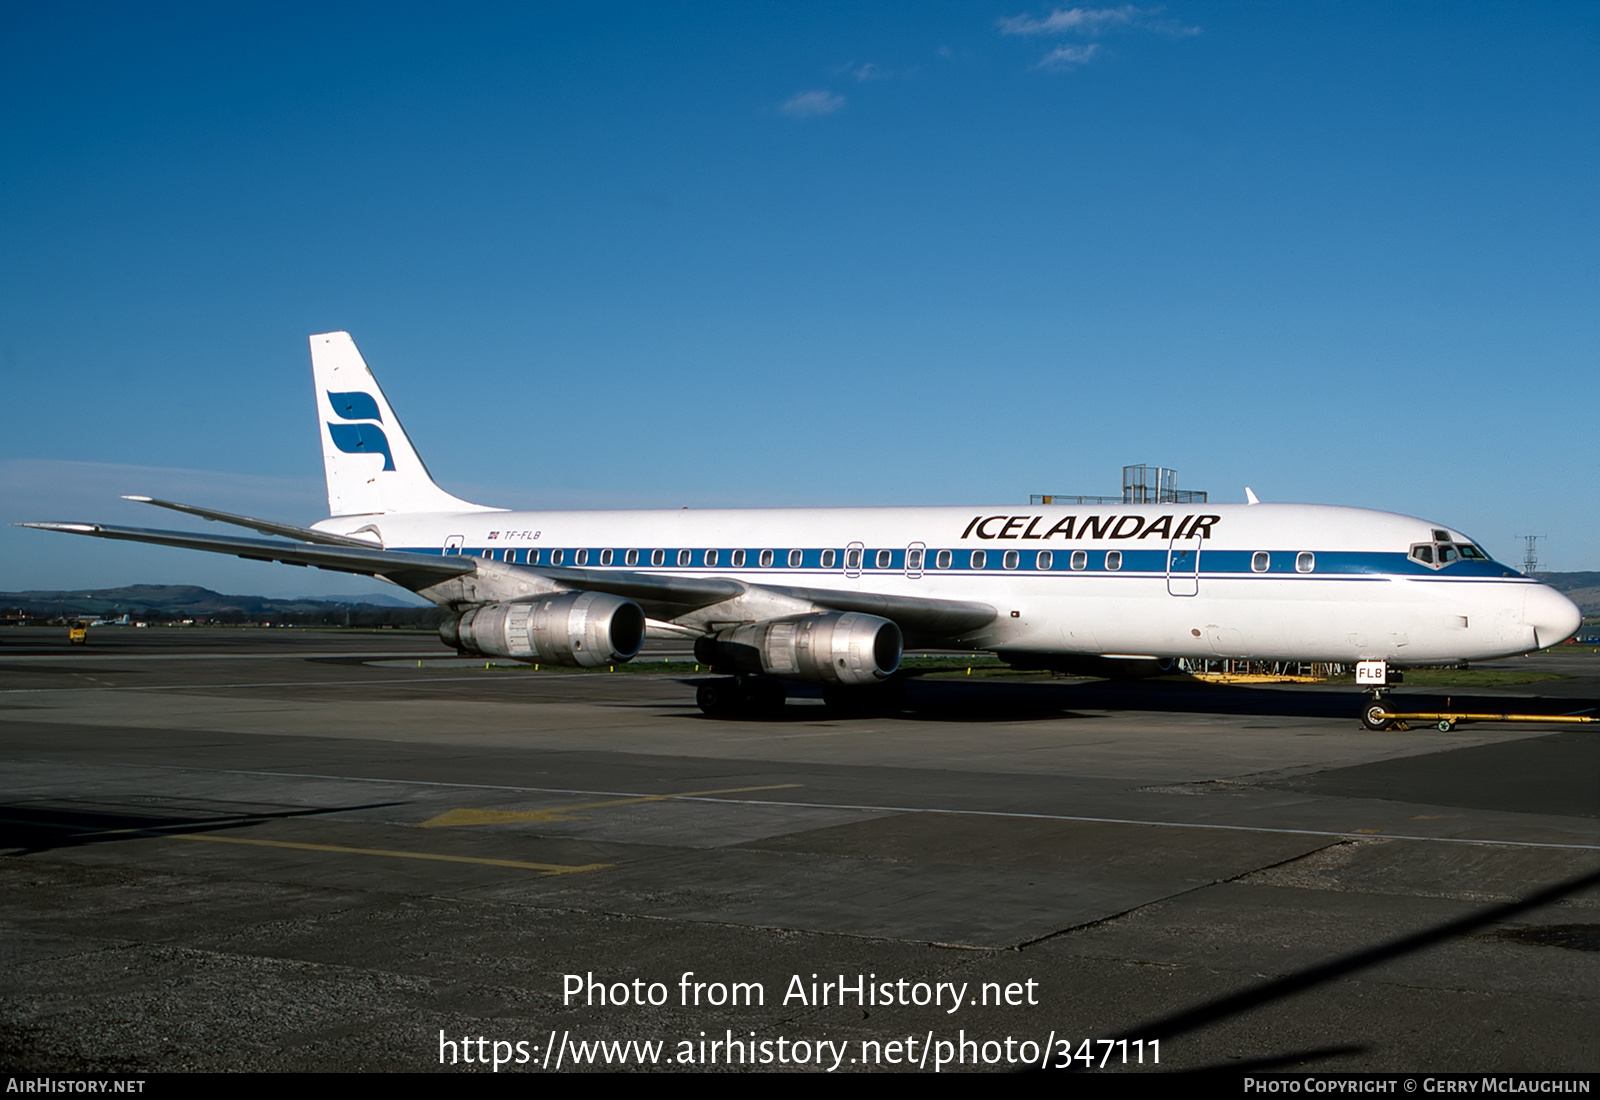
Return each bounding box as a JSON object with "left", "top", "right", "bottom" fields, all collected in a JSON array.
[
  {"left": 745, "top": 677, "right": 787, "bottom": 714},
  {"left": 697, "top": 676, "right": 787, "bottom": 717},
  {"left": 1436, "top": 719, "right": 1455, "bottom": 732},
  {"left": 696, "top": 679, "right": 742, "bottom": 717},
  {"left": 1362, "top": 703, "right": 1393, "bottom": 731}
]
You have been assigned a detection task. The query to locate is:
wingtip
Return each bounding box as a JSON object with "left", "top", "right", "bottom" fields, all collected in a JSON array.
[{"left": 121, "top": 494, "right": 153, "bottom": 502}]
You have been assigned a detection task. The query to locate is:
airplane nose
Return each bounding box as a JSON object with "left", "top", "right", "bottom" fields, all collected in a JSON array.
[{"left": 1525, "top": 584, "right": 1582, "bottom": 649}]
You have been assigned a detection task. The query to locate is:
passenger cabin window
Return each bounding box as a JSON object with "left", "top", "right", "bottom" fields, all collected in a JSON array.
[
  {"left": 875, "top": 549, "right": 891, "bottom": 569},
  {"left": 971, "top": 550, "right": 987, "bottom": 569},
  {"left": 1105, "top": 550, "right": 1122, "bottom": 571},
  {"left": 1070, "top": 550, "right": 1087, "bottom": 571},
  {"left": 821, "top": 549, "right": 837, "bottom": 568},
  {"left": 1003, "top": 550, "right": 1019, "bottom": 570},
  {"left": 625, "top": 549, "right": 638, "bottom": 566},
  {"left": 650, "top": 549, "right": 664, "bottom": 567},
  {"left": 1252, "top": 551, "right": 1270, "bottom": 572},
  {"left": 731, "top": 549, "right": 745, "bottom": 567},
  {"left": 761, "top": 549, "right": 775, "bottom": 568},
  {"left": 600, "top": 548, "right": 613, "bottom": 566},
  {"left": 551, "top": 549, "right": 564, "bottom": 565},
  {"left": 677, "top": 549, "right": 691, "bottom": 566},
  {"left": 528, "top": 549, "right": 540, "bottom": 565},
  {"left": 1037, "top": 550, "right": 1052, "bottom": 570},
  {"left": 789, "top": 549, "right": 803, "bottom": 567},
  {"left": 1296, "top": 552, "right": 1315, "bottom": 573},
  {"left": 844, "top": 548, "right": 860, "bottom": 569},
  {"left": 705, "top": 549, "right": 718, "bottom": 567},
  {"left": 936, "top": 549, "right": 952, "bottom": 569},
  {"left": 575, "top": 548, "right": 589, "bottom": 565},
  {"left": 907, "top": 549, "right": 923, "bottom": 570}
]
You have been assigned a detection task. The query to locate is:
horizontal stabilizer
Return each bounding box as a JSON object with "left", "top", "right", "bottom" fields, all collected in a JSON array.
[
  {"left": 121, "top": 496, "right": 380, "bottom": 548},
  {"left": 19, "top": 522, "right": 474, "bottom": 589}
]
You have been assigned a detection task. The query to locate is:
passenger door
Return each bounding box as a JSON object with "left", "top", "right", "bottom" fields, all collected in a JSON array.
[{"left": 1166, "top": 534, "right": 1201, "bottom": 596}]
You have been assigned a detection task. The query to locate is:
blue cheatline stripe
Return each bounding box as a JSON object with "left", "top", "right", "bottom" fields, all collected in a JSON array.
[{"left": 393, "top": 544, "right": 1526, "bottom": 581}]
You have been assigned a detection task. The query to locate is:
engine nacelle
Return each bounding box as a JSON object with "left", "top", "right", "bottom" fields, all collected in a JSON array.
[
  {"left": 442, "top": 592, "right": 645, "bottom": 667},
  {"left": 693, "top": 612, "right": 902, "bottom": 686}
]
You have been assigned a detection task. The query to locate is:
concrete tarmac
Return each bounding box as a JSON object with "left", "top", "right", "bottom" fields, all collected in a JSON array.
[{"left": 1, "top": 627, "right": 1597, "bottom": 1073}]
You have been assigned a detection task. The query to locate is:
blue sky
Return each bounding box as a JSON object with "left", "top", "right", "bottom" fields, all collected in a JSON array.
[{"left": 3, "top": 2, "right": 1596, "bottom": 595}]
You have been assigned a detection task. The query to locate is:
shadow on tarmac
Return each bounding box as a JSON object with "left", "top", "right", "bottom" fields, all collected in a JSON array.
[
  {"left": 0, "top": 800, "right": 404, "bottom": 856},
  {"left": 687, "top": 675, "right": 1600, "bottom": 725},
  {"left": 1047, "top": 865, "right": 1600, "bottom": 1073}
]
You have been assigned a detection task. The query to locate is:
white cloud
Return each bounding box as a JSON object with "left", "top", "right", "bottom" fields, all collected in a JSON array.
[
  {"left": 1034, "top": 43, "right": 1102, "bottom": 69},
  {"left": 779, "top": 89, "right": 847, "bottom": 118},
  {"left": 840, "top": 61, "right": 888, "bottom": 82},
  {"left": 999, "top": 5, "right": 1200, "bottom": 42},
  {"left": 999, "top": 5, "right": 1144, "bottom": 35},
  {"left": 998, "top": 5, "right": 1199, "bottom": 69}
]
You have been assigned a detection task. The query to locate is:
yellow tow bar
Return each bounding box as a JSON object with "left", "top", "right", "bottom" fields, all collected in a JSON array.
[{"left": 1363, "top": 706, "right": 1597, "bottom": 732}]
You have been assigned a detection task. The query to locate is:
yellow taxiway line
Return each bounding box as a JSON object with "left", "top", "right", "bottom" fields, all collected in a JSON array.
[
  {"left": 168, "top": 831, "right": 609, "bottom": 874},
  {"left": 418, "top": 783, "right": 805, "bottom": 828}
]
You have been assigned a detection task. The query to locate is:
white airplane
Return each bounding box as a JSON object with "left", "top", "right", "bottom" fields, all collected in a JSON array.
[{"left": 24, "top": 332, "right": 1581, "bottom": 716}]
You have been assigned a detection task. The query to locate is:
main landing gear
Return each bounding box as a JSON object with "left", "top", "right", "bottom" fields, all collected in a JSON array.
[
  {"left": 694, "top": 676, "right": 909, "bottom": 717},
  {"left": 696, "top": 676, "right": 787, "bottom": 717}
]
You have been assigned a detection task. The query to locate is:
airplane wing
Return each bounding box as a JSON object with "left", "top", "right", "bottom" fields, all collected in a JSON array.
[{"left": 22, "top": 519, "right": 997, "bottom": 638}]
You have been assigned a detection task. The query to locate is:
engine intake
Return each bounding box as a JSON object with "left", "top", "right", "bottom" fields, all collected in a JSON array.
[
  {"left": 442, "top": 592, "right": 645, "bottom": 667},
  {"left": 694, "top": 612, "right": 902, "bottom": 686}
]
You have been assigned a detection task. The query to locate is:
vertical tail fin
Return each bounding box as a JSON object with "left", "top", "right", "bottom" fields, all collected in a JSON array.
[{"left": 310, "top": 332, "right": 497, "bottom": 517}]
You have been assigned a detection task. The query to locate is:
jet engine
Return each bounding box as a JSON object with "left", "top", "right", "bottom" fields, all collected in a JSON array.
[
  {"left": 441, "top": 592, "right": 645, "bottom": 667},
  {"left": 693, "top": 612, "right": 902, "bottom": 686}
]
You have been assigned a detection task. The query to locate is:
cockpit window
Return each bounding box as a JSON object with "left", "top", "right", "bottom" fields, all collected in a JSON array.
[{"left": 1411, "top": 540, "right": 1485, "bottom": 568}]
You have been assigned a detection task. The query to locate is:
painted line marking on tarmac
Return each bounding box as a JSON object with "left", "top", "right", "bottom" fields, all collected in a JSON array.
[
  {"left": 0, "top": 814, "right": 611, "bottom": 874},
  {"left": 166, "top": 832, "right": 609, "bottom": 874},
  {"left": 418, "top": 783, "right": 805, "bottom": 827},
  {"left": 47, "top": 761, "right": 1600, "bottom": 853}
]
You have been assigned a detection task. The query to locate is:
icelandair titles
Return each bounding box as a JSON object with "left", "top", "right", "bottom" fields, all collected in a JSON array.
[{"left": 959, "top": 513, "right": 1221, "bottom": 541}]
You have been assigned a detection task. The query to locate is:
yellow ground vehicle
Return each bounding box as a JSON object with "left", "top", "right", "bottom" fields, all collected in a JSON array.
[{"left": 68, "top": 620, "right": 88, "bottom": 645}]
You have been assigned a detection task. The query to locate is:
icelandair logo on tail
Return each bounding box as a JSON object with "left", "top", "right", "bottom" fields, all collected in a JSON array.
[{"left": 326, "top": 390, "right": 394, "bottom": 471}]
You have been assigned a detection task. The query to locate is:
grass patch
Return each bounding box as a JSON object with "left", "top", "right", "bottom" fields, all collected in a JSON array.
[
  {"left": 483, "top": 659, "right": 706, "bottom": 674},
  {"left": 1386, "top": 669, "right": 1569, "bottom": 687}
]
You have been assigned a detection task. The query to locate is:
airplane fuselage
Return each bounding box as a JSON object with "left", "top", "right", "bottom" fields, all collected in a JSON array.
[{"left": 315, "top": 500, "right": 1572, "bottom": 665}]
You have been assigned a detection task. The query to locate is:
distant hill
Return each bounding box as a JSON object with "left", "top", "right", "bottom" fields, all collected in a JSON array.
[
  {"left": 1539, "top": 572, "right": 1600, "bottom": 617},
  {"left": 0, "top": 585, "right": 443, "bottom": 625}
]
